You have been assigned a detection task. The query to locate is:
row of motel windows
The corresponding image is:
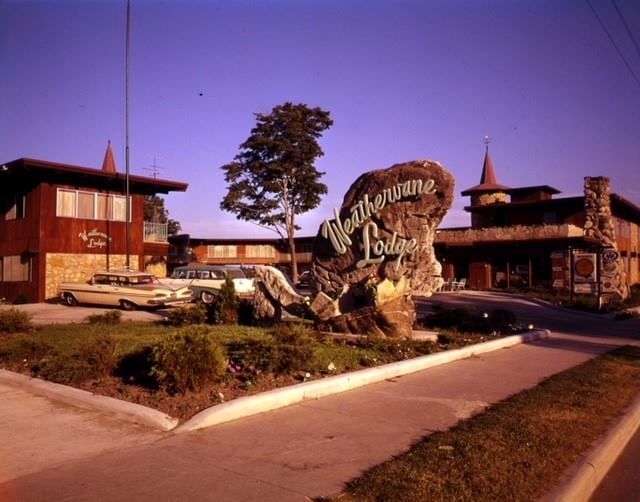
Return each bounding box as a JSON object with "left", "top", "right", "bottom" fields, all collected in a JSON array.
[
  {"left": 207, "top": 245, "right": 277, "bottom": 259},
  {"left": 0, "top": 256, "right": 31, "bottom": 282},
  {"left": 56, "top": 189, "right": 132, "bottom": 222}
]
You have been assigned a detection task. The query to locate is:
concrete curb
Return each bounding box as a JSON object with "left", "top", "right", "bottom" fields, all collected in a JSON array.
[
  {"left": 544, "top": 391, "right": 640, "bottom": 502},
  {"left": 176, "top": 329, "right": 550, "bottom": 433},
  {"left": 0, "top": 369, "right": 178, "bottom": 431}
]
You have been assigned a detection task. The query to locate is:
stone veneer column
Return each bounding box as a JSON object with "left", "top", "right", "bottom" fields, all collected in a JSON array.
[{"left": 583, "top": 176, "right": 629, "bottom": 301}]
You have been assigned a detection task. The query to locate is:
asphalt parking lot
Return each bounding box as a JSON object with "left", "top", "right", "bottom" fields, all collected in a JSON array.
[{"left": 0, "top": 302, "right": 166, "bottom": 324}]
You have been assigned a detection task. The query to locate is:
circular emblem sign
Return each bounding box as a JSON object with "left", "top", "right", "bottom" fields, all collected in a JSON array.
[
  {"left": 574, "top": 257, "right": 595, "bottom": 279},
  {"left": 574, "top": 258, "right": 595, "bottom": 277},
  {"left": 602, "top": 249, "right": 619, "bottom": 262}
]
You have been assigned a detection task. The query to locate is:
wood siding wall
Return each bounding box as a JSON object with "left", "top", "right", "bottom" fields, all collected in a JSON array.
[{"left": 0, "top": 182, "right": 148, "bottom": 302}]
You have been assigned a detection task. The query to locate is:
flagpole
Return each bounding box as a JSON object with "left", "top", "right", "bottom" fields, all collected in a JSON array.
[{"left": 125, "top": 0, "right": 131, "bottom": 269}]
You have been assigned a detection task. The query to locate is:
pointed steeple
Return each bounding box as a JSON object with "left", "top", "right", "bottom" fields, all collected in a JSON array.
[
  {"left": 479, "top": 143, "right": 497, "bottom": 185},
  {"left": 461, "top": 137, "right": 510, "bottom": 196},
  {"left": 102, "top": 140, "right": 117, "bottom": 173}
]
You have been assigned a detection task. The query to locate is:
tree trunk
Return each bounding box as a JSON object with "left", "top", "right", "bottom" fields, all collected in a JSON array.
[{"left": 288, "top": 231, "right": 298, "bottom": 284}]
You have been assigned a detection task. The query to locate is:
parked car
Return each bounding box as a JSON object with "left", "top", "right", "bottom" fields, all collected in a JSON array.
[
  {"left": 163, "top": 264, "right": 255, "bottom": 304},
  {"left": 59, "top": 271, "right": 193, "bottom": 310}
]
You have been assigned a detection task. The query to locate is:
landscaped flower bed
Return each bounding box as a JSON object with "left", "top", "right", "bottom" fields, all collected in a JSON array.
[{"left": 0, "top": 306, "right": 519, "bottom": 421}]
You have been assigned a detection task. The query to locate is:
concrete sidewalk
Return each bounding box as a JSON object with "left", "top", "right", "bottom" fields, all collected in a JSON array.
[{"left": 0, "top": 333, "right": 628, "bottom": 501}]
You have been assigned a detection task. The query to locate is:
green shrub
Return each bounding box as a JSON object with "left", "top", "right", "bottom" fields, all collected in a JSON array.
[
  {"left": 353, "top": 337, "right": 435, "bottom": 362},
  {"left": 226, "top": 338, "right": 278, "bottom": 374},
  {"left": 270, "top": 323, "right": 317, "bottom": 374},
  {"left": 164, "top": 304, "right": 207, "bottom": 327},
  {"left": 150, "top": 327, "right": 227, "bottom": 394},
  {"left": 34, "top": 335, "right": 118, "bottom": 385},
  {"left": 86, "top": 310, "right": 122, "bottom": 325},
  {"left": 115, "top": 346, "right": 155, "bottom": 387},
  {"left": 225, "top": 324, "right": 318, "bottom": 376},
  {"left": 218, "top": 277, "right": 239, "bottom": 325},
  {"left": 2, "top": 338, "right": 52, "bottom": 363},
  {"left": 0, "top": 308, "right": 32, "bottom": 333}
]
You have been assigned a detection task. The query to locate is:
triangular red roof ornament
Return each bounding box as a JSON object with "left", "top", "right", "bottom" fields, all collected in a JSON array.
[
  {"left": 461, "top": 139, "right": 511, "bottom": 195},
  {"left": 480, "top": 147, "right": 497, "bottom": 185},
  {"left": 102, "top": 140, "right": 117, "bottom": 173}
]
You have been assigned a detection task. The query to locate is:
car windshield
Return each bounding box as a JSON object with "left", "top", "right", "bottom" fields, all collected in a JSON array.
[{"left": 226, "top": 269, "right": 246, "bottom": 280}]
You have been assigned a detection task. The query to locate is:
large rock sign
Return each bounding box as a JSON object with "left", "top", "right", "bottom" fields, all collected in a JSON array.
[{"left": 311, "top": 160, "right": 455, "bottom": 337}]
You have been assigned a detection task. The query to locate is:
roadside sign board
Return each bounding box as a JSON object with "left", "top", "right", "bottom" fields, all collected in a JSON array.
[{"left": 600, "top": 247, "right": 619, "bottom": 294}]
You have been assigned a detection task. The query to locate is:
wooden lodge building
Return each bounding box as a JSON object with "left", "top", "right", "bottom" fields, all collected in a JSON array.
[
  {"left": 168, "top": 234, "right": 315, "bottom": 277},
  {"left": 0, "top": 143, "right": 187, "bottom": 303},
  {"left": 3, "top": 141, "right": 637, "bottom": 303},
  {"left": 171, "top": 146, "right": 640, "bottom": 294},
  {"left": 434, "top": 146, "right": 640, "bottom": 291}
]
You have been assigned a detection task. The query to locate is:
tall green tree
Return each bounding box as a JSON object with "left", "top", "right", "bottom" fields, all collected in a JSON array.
[
  {"left": 220, "top": 102, "right": 333, "bottom": 282},
  {"left": 144, "top": 195, "right": 181, "bottom": 236}
]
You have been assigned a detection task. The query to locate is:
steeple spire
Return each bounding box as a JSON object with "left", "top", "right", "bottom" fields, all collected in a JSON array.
[
  {"left": 460, "top": 136, "right": 511, "bottom": 197},
  {"left": 479, "top": 136, "right": 497, "bottom": 185},
  {"left": 102, "top": 140, "right": 117, "bottom": 173}
]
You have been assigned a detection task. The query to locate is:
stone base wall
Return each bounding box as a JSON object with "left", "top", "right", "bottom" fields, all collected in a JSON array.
[
  {"left": 45, "top": 253, "right": 136, "bottom": 300},
  {"left": 475, "top": 192, "right": 509, "bottom": 205},
  {"left": 436, "top": 224, "right": 584, "bottom": 244},
  {"left": 584, "top": 177, "right": 629, "bottom": 300},
  {"left": 144, "top": 255, "right": 167, "bottom": 278}
]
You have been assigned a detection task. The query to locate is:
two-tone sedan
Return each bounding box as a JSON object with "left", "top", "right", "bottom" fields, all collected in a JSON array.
[{"left": 59, "top": 271, "right": 193, "bottom": 310}]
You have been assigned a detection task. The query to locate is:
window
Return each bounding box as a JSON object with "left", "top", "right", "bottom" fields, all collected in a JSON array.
[
  {"left": 96, "top": 194, "right": 111, "bottom": 220},
  {"left": 207, "top": 245, "right": 237, "bottom": 258},
  {"left": 56, "top": 188, "right": 130, "bottom": 221},
  {"left": 6, "top": 193, "right": 26, "bottom": 220},
  {"left": 112, "top": 195, "right": 128, "bottom": 221},
  {"left": 57, "top": 189, "right": 76, "bottom": 217},
  {"left": 77, "top": 192, "right": 95, "bottom": 219},
  {"left": 1, "top": 255, "right": 31, "bottom": 282},
  {"left": 246, "top": 245, "right": 276, "bottom": 258}
]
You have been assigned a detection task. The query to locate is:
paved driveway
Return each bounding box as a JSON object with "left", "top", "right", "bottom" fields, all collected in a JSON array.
[
  {"left": 0, "top": 302, "right": 166, "bottom": 324},
  {"left": 1, "top": 291, "right": 639, "bottom": 501},
  {"left": 416, "top": 290, "right": 640, "bottom": 341}
]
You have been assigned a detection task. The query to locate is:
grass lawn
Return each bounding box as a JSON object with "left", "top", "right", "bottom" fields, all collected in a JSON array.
[
  {"left": 337, "top": 345, "right": 640, "bottom": 502},
  {"left": 0, "top": 319, "right": 500, "bottom": 421}
]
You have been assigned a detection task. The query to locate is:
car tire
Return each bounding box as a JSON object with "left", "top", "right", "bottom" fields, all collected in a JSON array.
[
  {"left": 63, "top": 293, "right": 78, "bottom": 307},
  {"left": 120, "top": 300, "right": 136, "bottom": 311},
  {"left": 200, "top": 290, "right": 217, "bottom": 304}
]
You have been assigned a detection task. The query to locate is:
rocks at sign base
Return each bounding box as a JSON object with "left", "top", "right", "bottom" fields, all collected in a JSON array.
[
  {"left": 323, "top": 296, "right": 415, "bottom": 339},
  {"left": 252, "top": 266, "right": 311, "bottom": 322},
  {"left": 309, "top": 292, "right": 341, "bottom": 321}
]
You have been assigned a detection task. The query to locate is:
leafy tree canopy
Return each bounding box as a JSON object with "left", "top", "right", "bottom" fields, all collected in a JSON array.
[
  {"left": 220, "top": 102, "right": 333, "bottom": 237},
  {"left": 144, "top": 195, "right": 181, "bottom": 236}
]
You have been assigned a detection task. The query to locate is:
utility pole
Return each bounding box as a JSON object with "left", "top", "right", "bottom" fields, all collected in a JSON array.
[{"left": 125, "top": 0, "right": 131, "bottom": 269}]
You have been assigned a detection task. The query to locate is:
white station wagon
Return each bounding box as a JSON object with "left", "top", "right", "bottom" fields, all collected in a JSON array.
[
  {"left": 163, "top": 264, "right": 255, "bottom": 304},
  {"left": 59, "top": 271, "right": 193, "bottom": 310}
]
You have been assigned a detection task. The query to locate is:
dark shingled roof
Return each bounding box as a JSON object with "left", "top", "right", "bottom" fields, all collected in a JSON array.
[{"left": 2, "top": 158, "right": 188, "bottom": 195}]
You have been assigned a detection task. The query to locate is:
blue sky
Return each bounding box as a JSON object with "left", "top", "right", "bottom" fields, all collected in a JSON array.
[{"left": 1, "top": 0, "right": 639, "bottom": 237}]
